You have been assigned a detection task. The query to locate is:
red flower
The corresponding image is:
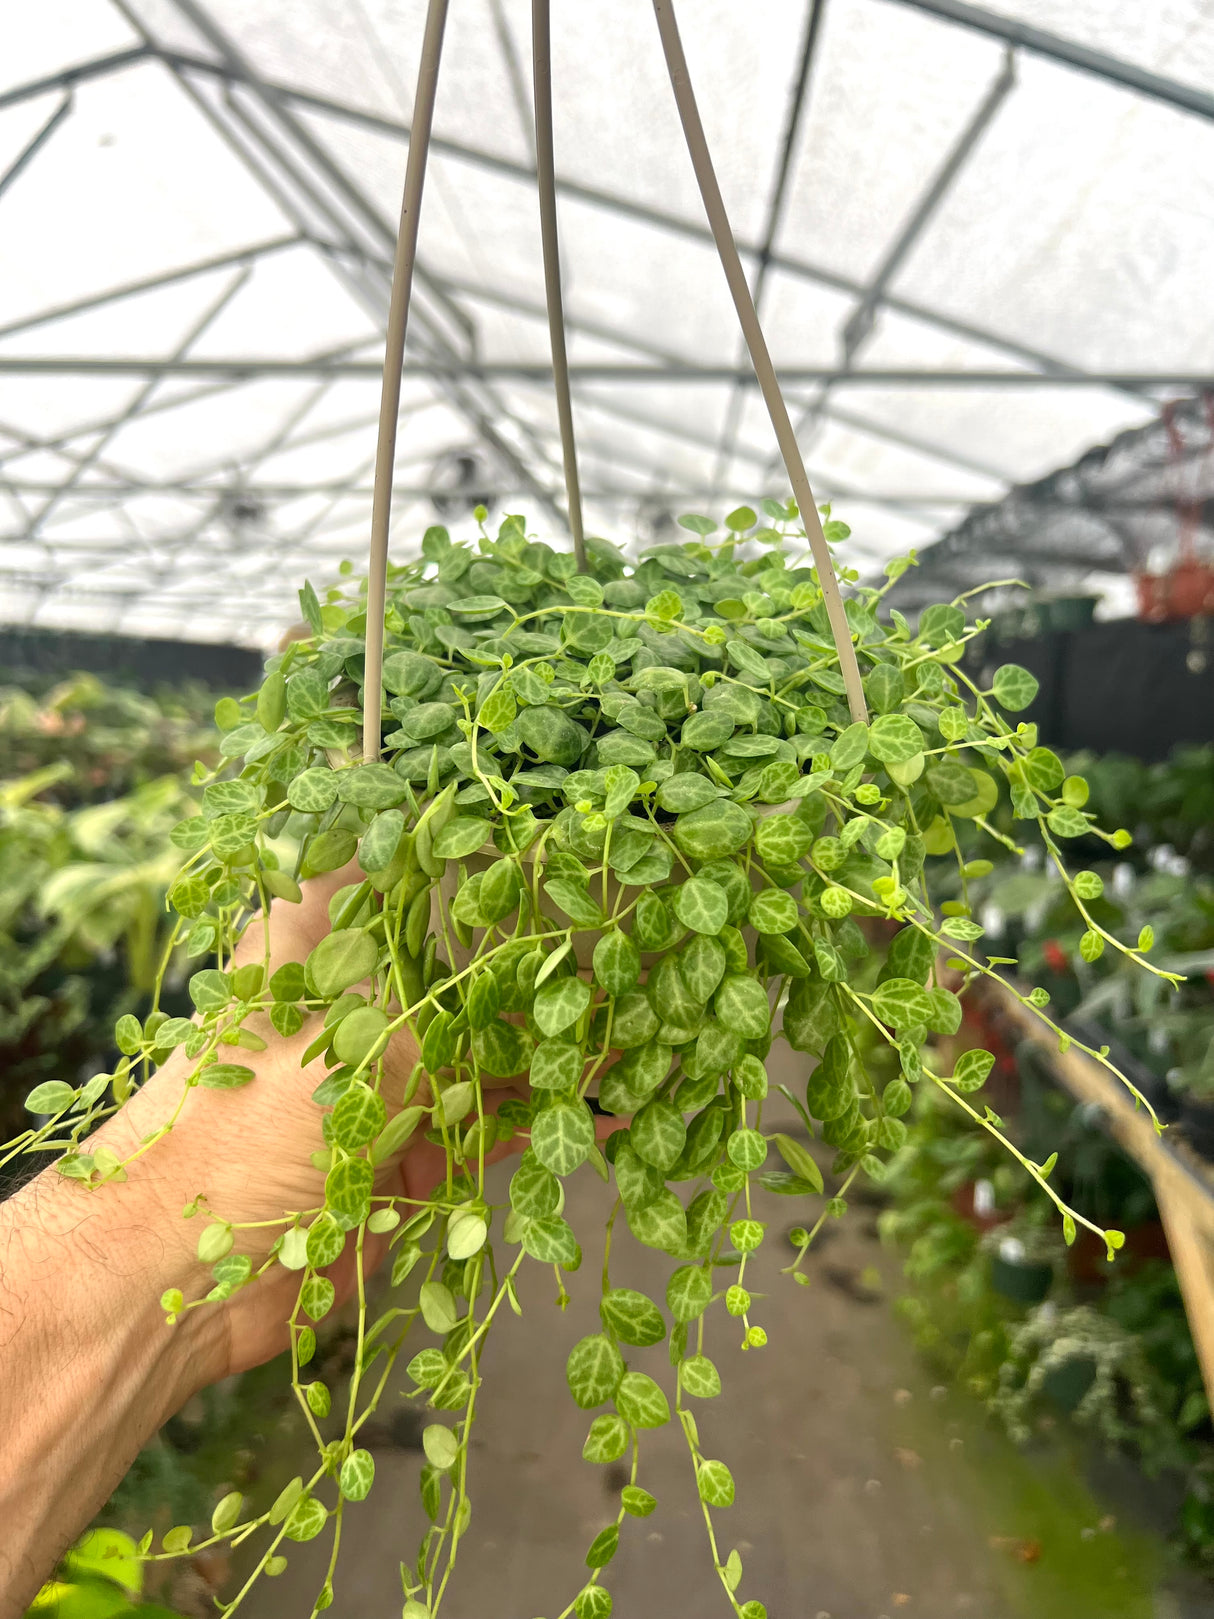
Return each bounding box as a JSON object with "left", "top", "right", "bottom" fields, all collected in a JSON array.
[{"left": 1043, "top": 939, "right": 1069, "bottom": 973}]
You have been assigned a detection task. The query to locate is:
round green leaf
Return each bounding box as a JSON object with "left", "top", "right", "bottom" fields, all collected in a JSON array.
[
  {"left": 726, "top": 1128, "right": 767, "bottom": 1172},
  {"left": 359, "top": 808, "right": 405, "bottom": 873},
  {"left": 307, "top": 929, "right": 378, "bottom": 999},
  {"left": 337, "top": 763, "right": 406, "bottom": 809},
  {"left": 585, "top": 1524, "right": 619, "bottom": 1569},
  {"left": 575, "top": 1586, "right": 614, "bottom": 1619},
  {"left": 433, "top": 818, "right": 492, "bottom": 859},
  {"left": 332, "top": 1007, "right": 390, "bottom": 1069},
  {"left": 325, "top": 1157, "right": 374, "bottom": 1228},
  {"left": 419, "top": 1280, "right": 459, "bottom": 1334},
  {"left": 510, "top": 1151, "right": 561, "bottom": 1217},
  {"left": 534, "top": 975, "right": 593, "bottom": 1037},
  {"left": 566, "top": 1333, "right": 625, "bottom": 1409},
  {"left": 515, "top": 704, "right": 587, "bottom": 765},
  {"left": 422, "top": 1425, "right": 459, "bottom": 1470},
  {"left": 471, "top": 1020, "right": 534, "bottom": 1078},
  {"left": 656, "top": 773, "right": 727, "bottom": 813},
  {"left": 867, "top": 713, "right": 925, "bottom": 764},
  {"left": 992, "top": 663, "right": 1039, "bottom": 712},
  {"left": 631, "top": 1099, "right": 687, "bottom": 1172},
  {"left": 530, "top": 1039, "right": 584, "bottom": 1091},
  {"left": 680, "top": 1354, "right": 722, "bottom": 1399},
  {"left": 679, "top": 935, "right": 728, "bottom": 1003},
  {"left": 666, "top": 1265, "right": 712, "bottom": 1322},
  {"left": 697, "top": 1458, "right": 735, "bottom": 1508},
  {"left": 673, "top": 876, "right": 729, "bottom": 935},
  {"left": 521, "top": 1214, "right": 582, "bottom": 1268},
  {"left": 829, "top": 722, "right": 869, "bottom": 771},
  {"left": 714, "top": 974, "right": 770, "bottom": 1039},
  {"left": 681, "top": 710, "right": 735, "bottom": 751},
  {"left": 748, "top": 889, "right": 798, "bottom": 935},
  {"left": 626, "top": 1190, "right": 687, "bottom": 1254},
  {"left": 673, "top": 800, "right": 753, "bottom": 860},
  {"left": 600, "top": 1287, "right": 667, "bottom": 1347},
  {"left": 25, "top": 1080, "right": 76, "bottom": 1114},
  {"left": 448, "top": 1213, "right": 488, "bottom": 1260},
  {"left": 583, "top": 1413, "right": 630, "bottom": 1464},
  {"left": 615, "top": 1371, "right": 670, "bottom": 1429},
  {"left": 593, "top": 931, "right": 642, "bottom": 996},
  {"left": 284, "top": 1496, "right": 328, "bottom": 1543},
  {"left": 329, "top": 1082, "right": 387, "bottom": 1151},
  {"left": 531, "top": 1100, "right": 595, "bottom": 1177},
  {"left": 288, "top": 767, "right": 338, "bottom": 813},
  {"left": 753, "top": 813, "right": 813, "bottom": 866},
  {"left": 545, "top": 878, "right": 607, "bottom": 928},
  {"left": 339, "top": 1449, "right": 375, "bottom": 1501},
  {"left": 871, "top": 977, "right": 935, "bottom": 1031}
]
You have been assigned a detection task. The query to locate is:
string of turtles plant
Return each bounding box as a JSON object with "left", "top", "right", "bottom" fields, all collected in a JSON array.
[{"left": 6, "top": 502, "right": 1182, "bottom": 1619}]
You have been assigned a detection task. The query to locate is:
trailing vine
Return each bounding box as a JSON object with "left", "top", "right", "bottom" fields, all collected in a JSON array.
[{"left": 8, "top": 501, "right": 1180, "bottom": 1618}]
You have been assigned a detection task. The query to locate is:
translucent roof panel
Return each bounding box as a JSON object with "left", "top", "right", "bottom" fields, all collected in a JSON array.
[{"left": 1, "top": 0, "right": 1212, "bottom": 645}]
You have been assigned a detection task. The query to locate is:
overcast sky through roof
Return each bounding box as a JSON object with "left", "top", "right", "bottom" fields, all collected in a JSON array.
[{"left": 2, "top": 0, "right": 1213, "bottom": 645}]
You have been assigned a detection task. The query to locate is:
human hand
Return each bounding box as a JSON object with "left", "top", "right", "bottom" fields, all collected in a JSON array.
[
  {"left": 0, "top": 865, "right": 543, "bottom": 1610},
  {"left": 90, "top": 863, "right": 529, "bottom": 1386}
]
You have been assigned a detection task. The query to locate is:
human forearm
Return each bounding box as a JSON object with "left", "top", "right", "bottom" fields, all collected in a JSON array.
[{"left": 0, "top": 1163, "right": 222, "bottom": 1618}]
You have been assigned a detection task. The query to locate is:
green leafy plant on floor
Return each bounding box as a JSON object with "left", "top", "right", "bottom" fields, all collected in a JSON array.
[
  {"left": 0, "top": 680, "right": 215, "bottom": 1152},
  {"left": 7, "top": 505, "right": 1184, "bottom": 1619},
  {"left": 937, "top": 839, "right": 1214, "bottom": 1113},
  {"left": 885, "top": 1078, "right": 1214, "bottom": 1565},
  {"left": 27, "top": 1529, "right": 181, "bottom": 1619}
]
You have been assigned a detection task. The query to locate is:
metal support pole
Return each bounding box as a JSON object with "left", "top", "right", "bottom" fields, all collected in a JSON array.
[
  {"left": 783, "top": 47, "right": 1016, "bottom": 464},
  {"left": 0, "top": 92, "right": 73, "bottom": 203},
  {"left": 712, "top": 0, "right": 828, "bottom": 489},
  {"left": 652, "top": 0, "right": 868, "bottom": 724},
  {"left": 532, "top": 0, "right": 586, "bottom": 572},
  {"left": 363, "top": 0, "right": 448, "bottom": 763}
]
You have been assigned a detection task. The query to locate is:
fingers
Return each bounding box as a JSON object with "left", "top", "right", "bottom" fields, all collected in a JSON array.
[{"left": 230, "top": 859, "right": 366, "bottom": 973}]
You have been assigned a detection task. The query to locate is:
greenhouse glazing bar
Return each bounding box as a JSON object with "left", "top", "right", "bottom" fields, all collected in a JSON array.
[
  {"left": 150, "top": 45, "right": 1149, "bottom": 387},
  {"left": 0, "top": 42, "right": 1156, "bottom": 392},
  {"left": 710, "top": 0, "right": 828, "bottom": 487},
  {"left": 127, "top": 0, "right": 566, "bottom": 523},
  {"left": 0, "top": 359, "right": 1207, "bottom": 386},
  {"left": 887, "top": 0, "right": 1214, "bottom": 125}
]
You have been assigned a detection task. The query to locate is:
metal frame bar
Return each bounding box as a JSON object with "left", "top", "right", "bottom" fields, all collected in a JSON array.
[
  {"left": 0, "top": 486, "right": 976, "bottom": 509},
  {"left": 420, "top": 269, "right": 1013, "bottom": 485},
  {"left": 127, "top": 0, "right": 564, "bottom": 523},
  {"left": 0, "top": 47, "right": 152, "bottom": 113},
  {"left": 489, "top": 0, "right": 536, "bottom": 162},
  {"left": 712, "top": 0, "right": 827, "bottom": 488},
  {"left": 0, "top": 0, "right": 1206, "bottom": 637},
  {"left": 0, "top": 234, "right": 304, "bottom": 343},
  {"left": 884, "top": 0, "right": 1214, "bottom": 125},
  {"left": 782, "top": 46, "right": 1018, "bottom": 462},
  {"left": 0, "top": 358, "right": 1199, "bottom": 386},
  {"left": 152, "top": 46, "right": 1121, "bottom": 386},
  {"left": 0, "top": 91, "right": 74, "bottom": 203},
  {"left": 0, "top": 43, "right": 1160, "bottom": 385},
  {"left": 842, "top": 51, "right": 1015, "bottom": 359},
  {"left": 19, "top": 264, "right": 253, "bottom": 549}
]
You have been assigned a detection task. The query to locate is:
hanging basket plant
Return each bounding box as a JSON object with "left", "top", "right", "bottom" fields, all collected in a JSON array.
[
  {"left": 8, "top": 501, "right": 1180, "bottom": 1618},
  {"left": 2, "top": 3, "right": 1186, "bottom": 1614}
]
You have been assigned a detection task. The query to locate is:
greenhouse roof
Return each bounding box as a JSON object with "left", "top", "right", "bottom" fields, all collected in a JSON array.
[{"left": 2, "top": 0, "right": 1214, "bottom": 645}]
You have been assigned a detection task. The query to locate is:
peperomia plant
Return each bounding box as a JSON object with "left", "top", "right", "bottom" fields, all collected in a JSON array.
[{"left": 4, "top": 503, "right": 1183, "bottom": 1619}]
